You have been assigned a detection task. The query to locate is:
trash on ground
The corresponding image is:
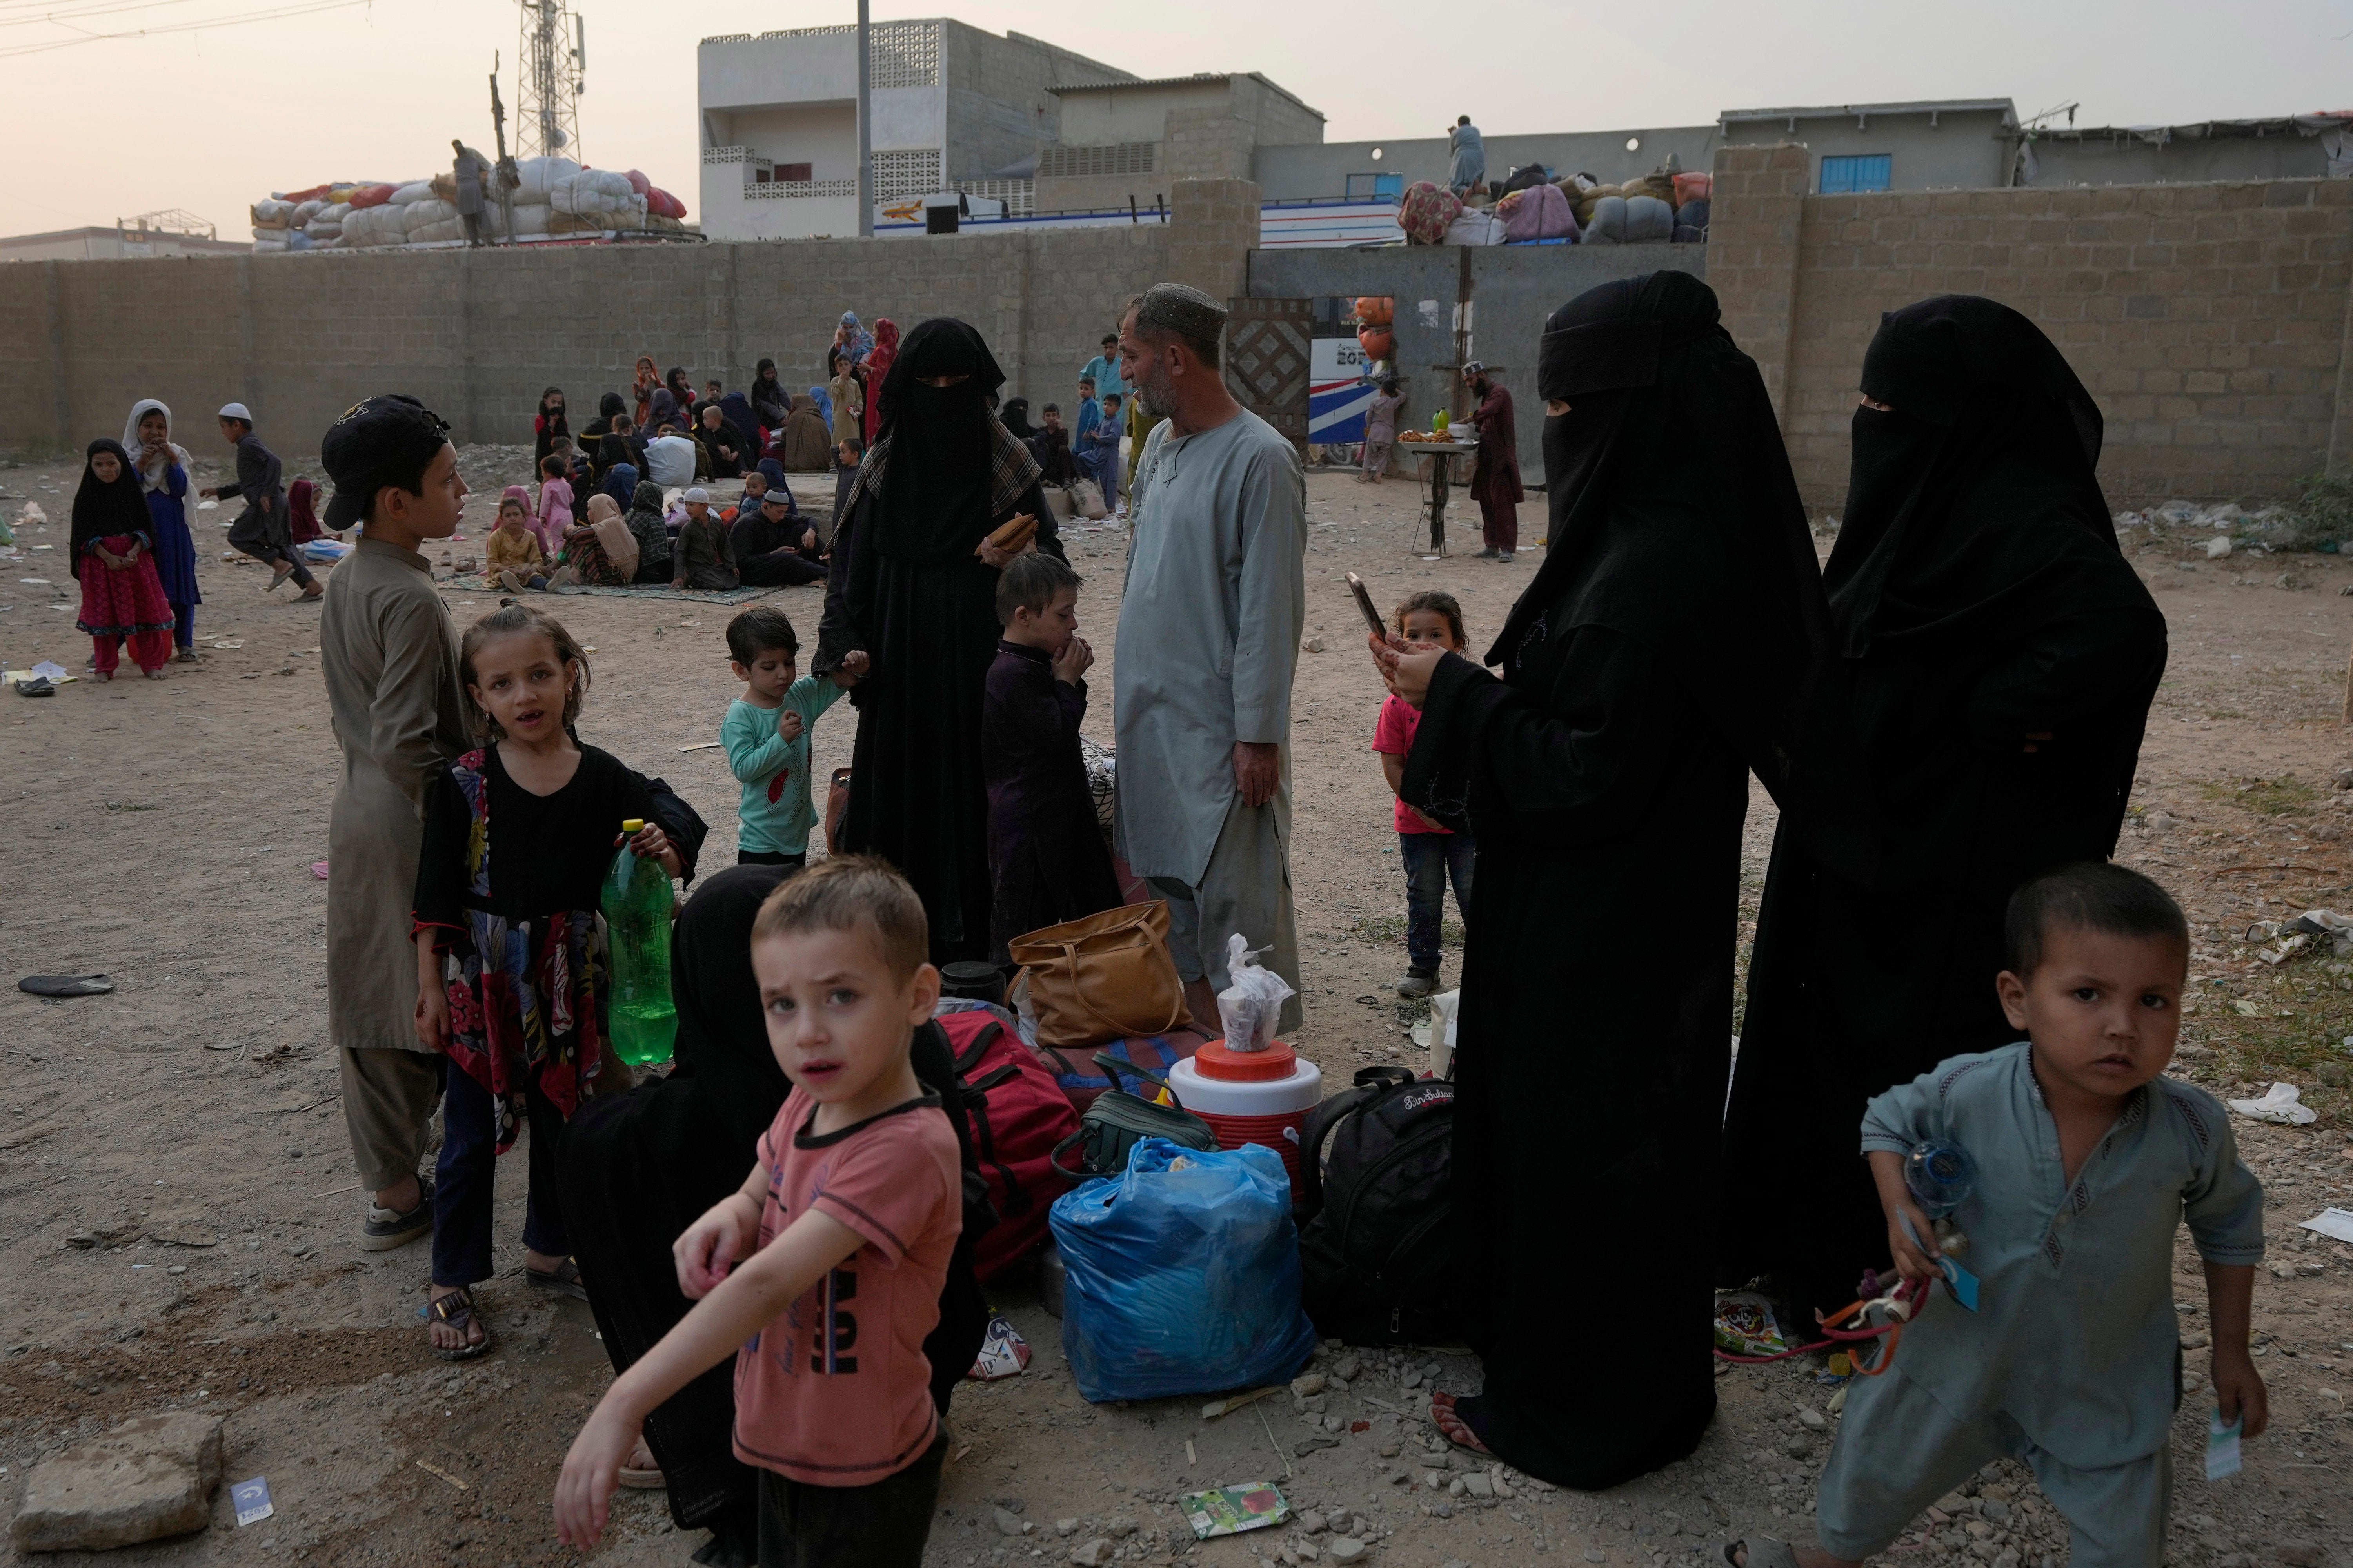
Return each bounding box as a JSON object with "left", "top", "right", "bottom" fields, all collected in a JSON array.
[
  {"left": 10, "top": 675, "right": 55, "bottom": 697},
  {"left": 18, "top": 974, "right": 115, "bottom": 998},
  {"left": 2297, "top": 1208, "right": 2353, "bottom": 1244},
  {"left": 2228, "top": 1082, "right": 2317, "bottom": 1125},
  {"left": 196, "top": 499, "right": 219, "bottom": 511},
  {"left": 1181, "top": 1483, "right": 1290, "bottom": 1539},
  {"left": 1199, "top": 1385, "right": 1284, "bottom": 1421},
  {"left": 211, "top": 639, "right": 244, "bottom": 650},
  {"left": 1713, "top": 1290, "right": 1789, "bottom": 1357},
  {"left": 310, "top": 861, "right": 330, "bottom": 880},
  {"left": 231, "top": 1476, "right": 274, "bottom": 1526},
  {"left": 968, "top": 1315, "right": 1031, "bottom": 1381}
]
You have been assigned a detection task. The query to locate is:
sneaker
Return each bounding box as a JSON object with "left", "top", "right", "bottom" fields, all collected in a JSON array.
[
  {"left": 1395, "top": 968, "right": 1440, "bottom": 999},
  {"left": 361, "top": 1178, "right": 434, "bottom": 1251},
  {"left": 1474, "top": 548, "right": 1500, "bottom": 560},
  {"left": 1497, "top": 550, "right": 1515, "bottom": 562}
]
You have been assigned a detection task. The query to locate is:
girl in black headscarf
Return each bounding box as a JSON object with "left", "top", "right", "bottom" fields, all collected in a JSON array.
[
  {"left": 1719, "top": 296, "right": 2166, "bottom": 1327},
  {"left": 664, "top": 367, "right": 696, "bottom": 426},
  {"left": 1373, "top": 272, "right": 1830, "bottom": 1488},
  {"left": 534, "top": 387, "right": 569, "bottom": 465},
  {"left": 749, "top": 359, "right": 789, "bottom": 433},
  {"left": 560, "top": 866, "right": 992, "bottom": 1567},
  {"left": 625, "top": 479, "right": 674, "bottom": 585},
  {"left": 814, "top": 318, "right": 1063, "bottom": 964},
  {"left": 74, "top": 437, "right": 180, "bottom": 680}
]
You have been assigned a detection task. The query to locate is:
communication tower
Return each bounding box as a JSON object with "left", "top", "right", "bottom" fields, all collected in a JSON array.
[{"left": 516, "top": 0, "right": 585, "bottom": 160}]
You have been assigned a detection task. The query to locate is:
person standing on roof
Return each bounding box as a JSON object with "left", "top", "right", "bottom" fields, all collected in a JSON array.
[
  {"left": 452, "top": 141, "right": 491, "bottom": 247},
  {"left": 1448, "top": 116, "right": 1486, "bottom": 198}
]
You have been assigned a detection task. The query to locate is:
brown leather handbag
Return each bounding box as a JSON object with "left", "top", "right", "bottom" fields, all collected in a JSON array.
[{"left": 1008, "top": 900, "right": 1190, "bottom": 1049}]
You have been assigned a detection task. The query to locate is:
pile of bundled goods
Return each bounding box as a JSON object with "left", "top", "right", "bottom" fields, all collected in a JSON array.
[
  {"left": 1555, "top": 167, "right": 1708, "bottom": 245},
  {"left": 1353, "top": 296, "right": 1394, "bottom": 363},
  {"left": 246, "top": 159, "right": 690, "bottom": 253}
]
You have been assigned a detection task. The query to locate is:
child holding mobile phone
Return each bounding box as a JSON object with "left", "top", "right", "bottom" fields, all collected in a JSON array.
[{"left": 1369, "top": 591, "right": 1473, "bottom": 998}]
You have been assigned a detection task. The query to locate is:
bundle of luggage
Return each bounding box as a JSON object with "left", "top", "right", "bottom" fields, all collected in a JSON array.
[{"left": 242, "top": 158, "right": 688, "bottom": 253}]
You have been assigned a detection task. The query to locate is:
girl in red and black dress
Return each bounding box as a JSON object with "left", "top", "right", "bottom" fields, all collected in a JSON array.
[{"left": 71, "top": 438, "right": 176, "bottom": 681}]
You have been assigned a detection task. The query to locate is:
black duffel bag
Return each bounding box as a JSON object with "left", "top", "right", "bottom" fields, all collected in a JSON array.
[{"left": 1296, "top": 1065, "right": 1456, "bottom": 1345}]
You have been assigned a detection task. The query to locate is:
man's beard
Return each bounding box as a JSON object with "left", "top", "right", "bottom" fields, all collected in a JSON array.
[
  {"left": 1131, "top": 365, "right": 1174, "bottom": 419},
  {"left": 1470, "top": 377, "right": 1490, "bottom": 400}
]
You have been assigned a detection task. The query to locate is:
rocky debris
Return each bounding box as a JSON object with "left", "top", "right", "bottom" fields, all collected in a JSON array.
[
  {"left": 1794, "top": 1405, "right": 1827, "bottom": 1430},
  {"left": 11, "top": 1412, "right": 225, "bottom": 1552},
  {"left": 995, "top": 1506, "right": 1034, "bottom": 1537},
  {"left": 1463, "top": 1472, "right": 1494, "bottom": 1498},
  {"left": 1292, "top": 1373, "right": 1328, "bottom": 1397},
  {"left": 2279, "top": 1544, "right": 2323, "bottom": 1567},
  {"left": 1328, "top": 1537, "right": 1368, "bottom": 1563},
  {"left": 1333, "top": 1356, "right": 1363, "bottom": 1381},
  {"left": 1299, "top": 1510, "right": 1328, "bottom": 1534},
  {"left": 1069, "top": 1538, "right": 1115, "bottom": 1567},
  {"left": 1296, "top": 1437, "right": 1342, "bottom": 1456},
  {"left": 1056, "top": 1517, "right": 1081, "bottom": 1537}
]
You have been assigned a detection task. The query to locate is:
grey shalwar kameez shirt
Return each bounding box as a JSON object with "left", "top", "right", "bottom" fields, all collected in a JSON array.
[
  {"left": 1113, "top": 407, "right": 1308, "bottom": 1019},
  {"left": 320, "top": 535, "right": 469, "bottom": 1057}
]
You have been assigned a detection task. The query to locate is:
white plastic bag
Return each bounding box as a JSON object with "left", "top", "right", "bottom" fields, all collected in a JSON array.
[{"left": 1215, "top": 933, "right": 1296, "bottom": 1052}]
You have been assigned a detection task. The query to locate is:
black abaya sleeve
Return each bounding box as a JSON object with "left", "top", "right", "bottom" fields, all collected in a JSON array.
[
  {"left": 1014, "top": 479, "right": 1067, "bottom": 563},
  {"left": 812, "top": 492, "right": 869, "bottom": 681},
  {"left": 1963, "top": 604, "right": 2167, "bottom": 751}
]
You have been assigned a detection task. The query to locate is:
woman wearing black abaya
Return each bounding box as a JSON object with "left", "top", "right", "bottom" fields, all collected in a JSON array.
[
  {"left": 1718, "top": 296, "right": 2167, "bottom": 1327},
  {"left": 813, "top": 318, "right": 1062, "bottom": 964},
  {"left": 1374, "top": 273, "right": 1830, "bottom": 1489},
  {"left": 560, "top": 866, "right": 991, "bottom": 1566}
]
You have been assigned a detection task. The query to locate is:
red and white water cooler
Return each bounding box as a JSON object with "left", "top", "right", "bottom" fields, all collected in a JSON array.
[{"left": 1168, "top": 1040, "right": 1324, "bottom": 1192}]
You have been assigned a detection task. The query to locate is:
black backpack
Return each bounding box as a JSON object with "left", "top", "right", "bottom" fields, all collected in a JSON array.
[{"left": 1296, "top": 1065, "right": 1456, "bottom": 1346}]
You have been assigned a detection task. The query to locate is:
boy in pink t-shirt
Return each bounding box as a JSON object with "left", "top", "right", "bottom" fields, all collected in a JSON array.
[
  {"left": 1371, "top": 591, "right": 1475, "bottom": 999},
  {"left": 555, "top": 857, "right": 961, "bottom": 1567}
]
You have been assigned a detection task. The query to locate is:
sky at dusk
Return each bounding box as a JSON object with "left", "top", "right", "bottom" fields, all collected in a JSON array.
[{"left": 9, "top": 0, "right": 2353, "bottom": 239}]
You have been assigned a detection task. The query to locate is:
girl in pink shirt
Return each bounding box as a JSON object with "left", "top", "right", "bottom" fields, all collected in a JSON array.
[{"left": 536, "top": 453, "right": 575, "bottom": 556}]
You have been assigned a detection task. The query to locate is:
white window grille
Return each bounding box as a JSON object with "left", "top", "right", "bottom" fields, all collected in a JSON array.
[
  {"left": 745, "top": 179, "right": 859, "bottom": 200},
  {"left": 1037, "top": 142, "right": 1156, "bottom": 180},
  {"left": 868, "top": 20, "right": 939, "bottom": 89},
  {"left": 702, "top": 146, "right": 756, "bottom": 164},
  {"left": 871, "top": 149, "right": 944, "bottom": 202}
]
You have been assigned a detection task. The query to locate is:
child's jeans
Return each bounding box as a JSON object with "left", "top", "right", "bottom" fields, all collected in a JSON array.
[
  {"left": 1818, "top": 1367, "right": 2169, "bottom": 1568},
  {"left": 756, "top": 1431, "right": 947, "bottom": 1567},
  {"left": 432, "top": 1065, "right": 569, "bottom": 1288},
  {"left": 1400, "top": 830, "right": 1474, "bottom": 973}
]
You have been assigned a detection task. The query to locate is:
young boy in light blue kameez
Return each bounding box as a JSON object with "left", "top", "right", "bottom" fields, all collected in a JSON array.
[{"left": 1738, "top": 862, "right": 2268, "bottom": 1568}]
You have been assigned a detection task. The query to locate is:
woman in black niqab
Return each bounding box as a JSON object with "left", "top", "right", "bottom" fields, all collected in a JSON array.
[
  {"left": 1719, "top": 295, "right": 2167, "bottom": 1327},
  {"left": 1376, "top": 272, "right": 1829, "bottom": 1488},
  {"left": 561, "top": 865, "right": 992, "bottom": 1564},
  {"left": 998, "top": 396, "right": 1036, "bottom": 441},
  {"left": 814, "top": 318, "right": 1063, "bottom": 963}
]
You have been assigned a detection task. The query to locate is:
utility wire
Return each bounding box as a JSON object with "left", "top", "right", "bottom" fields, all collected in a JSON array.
[
  {"left": 0, "top": 0, "right": 364, "bottom": 54},
  {"left": 0, "top": 0, "right": 256, "bottom": 32}
]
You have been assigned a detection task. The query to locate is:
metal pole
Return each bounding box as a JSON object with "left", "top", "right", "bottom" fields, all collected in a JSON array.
[{"left": 856, "top": 0, "right": 873, "bottom": 238}]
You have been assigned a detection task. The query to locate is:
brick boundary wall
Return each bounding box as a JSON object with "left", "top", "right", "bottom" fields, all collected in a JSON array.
[
  {"left": 1708, "top": 143, "right": 2353, "bottom": 511},
  {"left": 0, "top": 179, "right": 1258, "bottom": 459}
]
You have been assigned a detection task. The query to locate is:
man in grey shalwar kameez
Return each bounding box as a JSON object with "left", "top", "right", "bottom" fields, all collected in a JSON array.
[
  {"left": 1448, "top": 116, "right": 1487, "bottom": 198},
  {"left": 1113, "top": 284, "right": 1309, "bottom": 1034},
  {"left": 452, "top": 140, "right": 490, "bottom": 247}
]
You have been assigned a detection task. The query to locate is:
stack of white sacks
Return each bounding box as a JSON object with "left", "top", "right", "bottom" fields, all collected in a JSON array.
[{"left": 251, "top": 157, "right": 673, "bottom": 252}]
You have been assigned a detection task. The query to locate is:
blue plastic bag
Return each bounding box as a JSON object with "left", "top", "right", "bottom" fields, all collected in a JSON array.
[{"left": 1050, "top": 1137, "right": 1319, "bottom": 1403}]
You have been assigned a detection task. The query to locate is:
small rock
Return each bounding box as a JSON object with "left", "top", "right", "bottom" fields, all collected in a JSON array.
[
  {"left": 1292, "top": 1373, "right": 1327, "bottom": 1397},
  {"left": 1301, "top": 635, "right": 1326, "bottom": 654},
  {"left": 1784, "top": 1437, "right": 1813, "bottom": 1458},
  {"left": 11, "top": 1412, "right": 225, "bottom": 1552},
  {"left": 65, "top": 1232, "right": 96, "bottom": 1249},
  {"left": 995, "top": 1506, "right": 1032, "bottom": 1537},
  {"left": 1464, "top": 1473, "right": 1495, "bottom": 1499},
  {"left": 1377, "top": 1442, "right": 1401, "bottom": 1458},
  {"left": 1421, "top": 1470, "right": 1448, "bottom": 1490},
  {"left": 1056, "top": 1518, "right": 1080, "bottom": 1537},
  {"left": 1296, "top": 1437, "right": 1341, "bottom": 1457},
  {"left": 1586, "top": 1552, "right": 1609, "bottom": 1564},
  {"left": 1299, "top": 1510, "right": 1328, "bottom": 1534},
  {"left": 1323, "top": 1414, "right": 1346, "bottom": 1433},
  {"left": 1795, "top": 1406, "right": 1827, "bottom": 1430},
  {"left": 1328, "top": 1539, "right": 1367, "bottom": 1564},
  {"left": 1107, "top": 1519, "right": 1138, "bottom": 1539},
  {"left": 2280, "top": 1543, "right": 2323, "bottom": 1568},
  {"left": 1334, "top": 1356, "right": 1363, "bottom": 1381},
  {"left": 1401, "top": 1369, "right": 1423, "bottom": 1389},
  {"left": 2336, "top": 768, "right": 2353, "bottom": 793},
  {"left": 1070, "top": 1539, "right": 1115, "bottom": 1568}
]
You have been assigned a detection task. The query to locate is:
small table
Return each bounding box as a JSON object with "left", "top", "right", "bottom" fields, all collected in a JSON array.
[{"left": 1402, "top": 439, "right": 1478, "bottom": 554}]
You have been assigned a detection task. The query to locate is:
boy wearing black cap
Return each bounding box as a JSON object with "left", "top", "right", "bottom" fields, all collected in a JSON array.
[
  {"left": 317, "top": 396, "right": 472, "bottom": 1253},
  {"left": 200, "top": 401, "right": 319, "bottom": 599}
]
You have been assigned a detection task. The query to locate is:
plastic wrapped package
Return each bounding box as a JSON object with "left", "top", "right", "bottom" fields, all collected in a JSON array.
[
  {"left": 1214, "top": 935, "right": 1296, "bottom": 1052},
  {"left": 645, "top": 186, "right": 687, "bottom": 220},
  {"left": 346, "top": 182, "right": 397, "bottom": 209},
  {"left": 250, "top": 198, "right": 293, "bottom": 227},
  {"left": 1582, "top": 195, "right": 1627, "bottom": 245},
  {"left": 251, "top": 235, "right": 288, "bottom": 253},
  {"left": 510, "top": 155, "right": 580, "bottom": 207},
  {"left": 409, "top": 218, "right": 464, "bottom": 245},
  {"left": 1672, "top": 171, "right": 1712, "bottom": 206},
  {"left": 291, "top": 199, "right": 325, "bottom": 227},
  {"left": 1049, "top": 1138, "right": 1319, "bottom": 1403},
  {"left": 400, "top": 198, "right": 458, "bottom": 234},
  {"left": 387, "top": 179, "right": 434, "bottom": 206},
  {"left": 1623, "top": 195, "right": 1674, "bottom": 242}
]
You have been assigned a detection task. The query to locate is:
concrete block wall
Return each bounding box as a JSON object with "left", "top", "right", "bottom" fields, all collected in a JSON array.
[
  {"left": 1710, "top": 143, "right": 2353, "bottom": 508},
  {"left": 0, "top": 191, "right": 1253, "bottom": 459}
]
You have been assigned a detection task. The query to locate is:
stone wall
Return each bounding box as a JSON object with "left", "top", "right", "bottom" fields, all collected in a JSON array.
[
  {"left": 0, "top": 180, "right": 1256, "bottom": 457},
  {"left": 1710, "top": 142, "right": 2353, "bottom": 509}
]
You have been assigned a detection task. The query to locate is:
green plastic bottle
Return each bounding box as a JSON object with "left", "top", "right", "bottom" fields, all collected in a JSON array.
[
  {"left": 604, "top": 817, "right": 677, "bottom": 1066},
  {"left": 1433, "top": 409, "right": 1450, "bottom": 437}
]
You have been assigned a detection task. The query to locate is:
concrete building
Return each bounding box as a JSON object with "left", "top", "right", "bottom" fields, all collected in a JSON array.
[
  {"left": 698, "top": 19, "right": 1133, "bottom": 240},
  {"left": 0, "top": 223, "right": 248, "bottom": 263},
  {"left": 1715, "top": 99, "right": 2022, "bottom": 192},
  {"left": 2019, "top": 114, "right": 2353, "bottom": 186},
  {"left": 1036, "top": 73, "right": 1323, "bottom": 212}
]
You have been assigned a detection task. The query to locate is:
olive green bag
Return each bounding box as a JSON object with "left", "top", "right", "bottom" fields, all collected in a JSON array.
[{"left": 1050, "top": 1052, "right": 1217, "bottom": 1181}]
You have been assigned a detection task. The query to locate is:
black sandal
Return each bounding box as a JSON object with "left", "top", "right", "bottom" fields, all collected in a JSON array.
[
  {"left": 427, "top": 1287, "right": 492, "bottom": 1361},
  {"left": 527, "top": 1256, "right": 588, "bottom": 1301},
  {"left": 1726, "top": 1539, "right": 1801, "bottom": 1568}
]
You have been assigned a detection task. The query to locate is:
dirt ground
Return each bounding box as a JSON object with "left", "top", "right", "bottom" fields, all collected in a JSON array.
[{"left": 5, "top": 445, "right": 2353, "bottom": 1568}]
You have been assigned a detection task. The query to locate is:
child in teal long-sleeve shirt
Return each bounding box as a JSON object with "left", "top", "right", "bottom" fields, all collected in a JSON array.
[{"left": 721, "top": 607, "right": 865, "bottom": 866}]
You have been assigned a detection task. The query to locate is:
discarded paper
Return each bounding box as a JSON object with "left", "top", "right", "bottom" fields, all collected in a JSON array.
[
  {"left": 2228, "top": 1083, "right": 2317, "bottom": 1126},
  {"left": 2298, "top": 1208, "right": 2353, "bottom": 1245},
  {"left": 1181, "top": 1483, "right": 1289, "bottom": 1539},
  {"left": 231, "top": 1476, "right": 274, "bottom": 1526}
]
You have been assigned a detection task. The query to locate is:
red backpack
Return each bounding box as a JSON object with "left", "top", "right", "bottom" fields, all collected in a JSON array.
[{"left": 937, "top": 1010, "right": 1081, "bottom": 1282}]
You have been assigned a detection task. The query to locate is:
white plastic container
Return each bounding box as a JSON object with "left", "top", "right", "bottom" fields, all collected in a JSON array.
[{"left": 1168, "top": 1042, "right": 1324, "bottom": 1191}]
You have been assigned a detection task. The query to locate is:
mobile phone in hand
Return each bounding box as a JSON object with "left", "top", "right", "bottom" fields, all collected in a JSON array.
[{"left": 1346, "top": 572, "right": 1388, "bottom": 641}]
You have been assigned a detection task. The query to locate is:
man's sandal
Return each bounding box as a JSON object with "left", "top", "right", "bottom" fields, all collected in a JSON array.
[
  {"left": 527, "top": 1256, "right": 589, "bottom": 1301},
  {"left": 1725, "top": 1539, "right": 1802, "bottom": 1568},
  {"left": 427, "top": 1287, "right": 492, "bottom": 1362}
]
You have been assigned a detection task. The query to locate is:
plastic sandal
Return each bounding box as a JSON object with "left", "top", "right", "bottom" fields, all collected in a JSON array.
[
  {"left": 527, "top": 1256, "right": 589, "bottom": 1301},
  {"left": 1726, "top": 1539, "right": 1802, "bottom": 1568},
  {"left": 427, "top": 1287, "right": 492, "bottom": 1361}
]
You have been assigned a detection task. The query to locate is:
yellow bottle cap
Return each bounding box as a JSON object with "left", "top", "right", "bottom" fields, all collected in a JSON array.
[{"left": 621, "top": 818, "right": 645, "bottom": 834}]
